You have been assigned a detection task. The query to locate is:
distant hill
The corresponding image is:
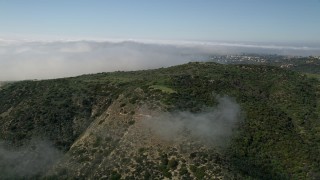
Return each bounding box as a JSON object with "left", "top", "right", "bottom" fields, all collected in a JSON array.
[
  {"left": 0, "top": 82, "right": 6, "bottom": 90},
  {"left": 0, "top": 62, "right": 319, "bottom": 179},
  {"left": 210, "top": 54, "right": 320, "bottom": 75}
]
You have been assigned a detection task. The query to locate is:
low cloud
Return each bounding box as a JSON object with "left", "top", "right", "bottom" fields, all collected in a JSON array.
[
  {"left": 141, "top": 96, "right": 241, "bottom": 147},
  {"left": 0, "top": 139, "right": 62, "bottom": 178},
  {"left": 0, "top": 39, "right": 319, "bottom": 81}
]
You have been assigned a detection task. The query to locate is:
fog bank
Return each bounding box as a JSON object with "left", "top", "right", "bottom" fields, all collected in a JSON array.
[{"left": 1, "top": 39, "right": 319, "bottom": 81}]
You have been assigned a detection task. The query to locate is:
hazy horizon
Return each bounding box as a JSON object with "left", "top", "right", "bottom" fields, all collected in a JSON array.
[
  {"left": 1, "top": 0, "right": 320, "bottom": 81},
  {"left": 0, "top": 38, "right": 320, "bottom": 81}
]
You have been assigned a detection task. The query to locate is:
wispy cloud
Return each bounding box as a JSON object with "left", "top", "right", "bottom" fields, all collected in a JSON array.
[
  {"left": 141, "top": 96, "right": 241, "bottom": 147},
  {"left": 0, "top": 139, "right": 62, "bottom": 178}
]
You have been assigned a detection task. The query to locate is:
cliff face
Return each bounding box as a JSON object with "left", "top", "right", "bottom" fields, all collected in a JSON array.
[{"left": 0, "top": 62, "right": 320, "bottom": 179}]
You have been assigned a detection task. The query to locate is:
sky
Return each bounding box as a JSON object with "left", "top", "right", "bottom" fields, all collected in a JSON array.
[{"left": 0, "top": 0, "right": 320, "bottom": 44}]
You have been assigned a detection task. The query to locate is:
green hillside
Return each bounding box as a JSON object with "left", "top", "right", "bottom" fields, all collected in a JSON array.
[{"left": 0, "top": 62, "right": 319, "bottom": 179}]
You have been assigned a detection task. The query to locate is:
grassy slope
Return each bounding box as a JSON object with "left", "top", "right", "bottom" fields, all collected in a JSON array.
[{"left": 0, "top": 62, "right": 319, "bottom": 179}]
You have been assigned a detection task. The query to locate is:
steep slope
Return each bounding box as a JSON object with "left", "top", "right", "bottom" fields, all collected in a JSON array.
[
  {"left": 0, "top": 62, "right": 320, "bottom": 179},
  {"left": 48, "top": 94, "right": 238, "bottom": 179}
]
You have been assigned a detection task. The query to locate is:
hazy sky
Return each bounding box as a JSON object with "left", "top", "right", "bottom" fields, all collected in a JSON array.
[
  {"left": 1, "top": 0, "right": 320, "bottom": 81},
  {"left": 0, "top": 0, "right": 320, "bottom": 43}
]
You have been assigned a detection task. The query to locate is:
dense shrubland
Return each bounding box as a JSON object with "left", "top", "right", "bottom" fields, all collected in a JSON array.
[{"left": 0, "top": 62, "right": 319, "bottom": 179}]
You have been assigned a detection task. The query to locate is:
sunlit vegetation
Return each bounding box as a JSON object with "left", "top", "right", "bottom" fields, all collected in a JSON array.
[{"left": 0, "top": 62, "right": 319, "bottom": 179}]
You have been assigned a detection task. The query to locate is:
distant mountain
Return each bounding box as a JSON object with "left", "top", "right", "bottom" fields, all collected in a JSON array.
[{"left": 0, "top": 62, "right": 319, "bottom": 179}]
